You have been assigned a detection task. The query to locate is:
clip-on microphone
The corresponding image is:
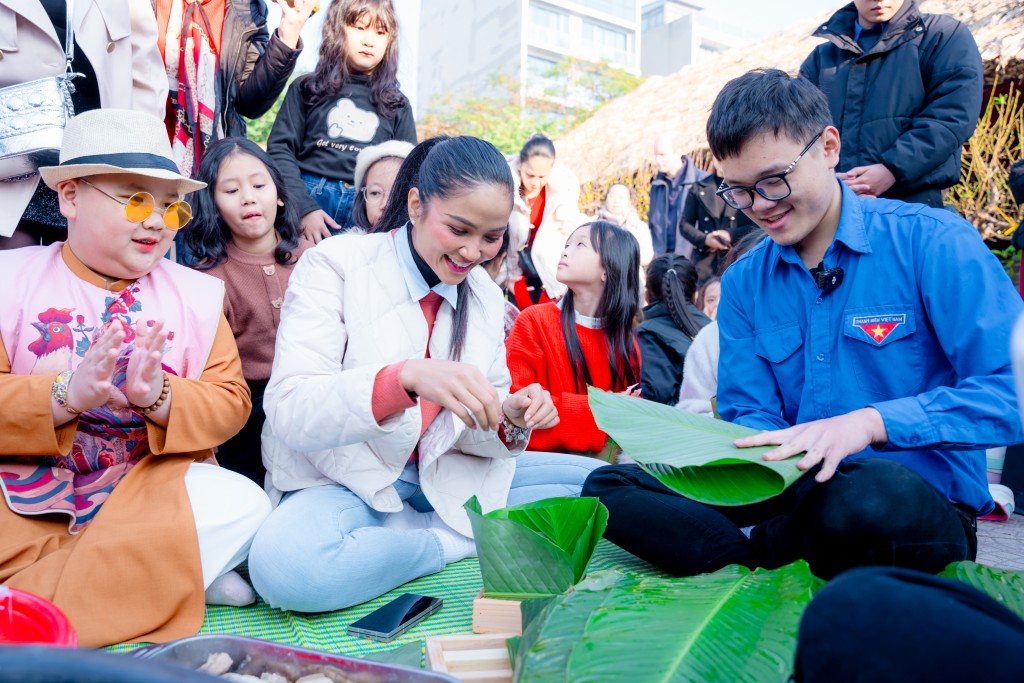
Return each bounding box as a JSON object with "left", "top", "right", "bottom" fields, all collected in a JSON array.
[{"left": 813, "top": 264, "right": 844, "bottom": 292}]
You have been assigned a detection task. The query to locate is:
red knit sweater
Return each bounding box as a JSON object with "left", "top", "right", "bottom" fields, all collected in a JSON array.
[{"left": 507, "top": 302, "right": 635, "bottom": 454}]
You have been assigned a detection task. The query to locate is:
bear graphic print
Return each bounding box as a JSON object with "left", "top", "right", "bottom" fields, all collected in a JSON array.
[{"left": 327, "top": 98, "right": 380, "bottom": 142}]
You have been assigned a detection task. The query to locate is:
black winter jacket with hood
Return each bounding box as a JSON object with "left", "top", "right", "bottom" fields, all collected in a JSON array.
[
  {"left": 799, "top": 0, "right": 982, "bottom": 200},
  {"left": 218, "top": 0, "right": 302, "bottom": 139}
]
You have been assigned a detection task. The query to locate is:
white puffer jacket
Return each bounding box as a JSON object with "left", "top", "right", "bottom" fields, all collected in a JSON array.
[
  {"left": 261, "top": 232, "right": 524, "bottom": 536},
  {"left": 505, "top": 157, "right": 586, "bottom": 298}
]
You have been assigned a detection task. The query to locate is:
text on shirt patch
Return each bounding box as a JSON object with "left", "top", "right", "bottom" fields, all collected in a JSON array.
[{"left": 852, "top": 314, "right": 906, "bottom": 345}]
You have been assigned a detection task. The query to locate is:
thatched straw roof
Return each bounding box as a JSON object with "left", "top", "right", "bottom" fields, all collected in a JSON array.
[{"left": 557, "top": 0, "right": 1024, "bottom": 183}]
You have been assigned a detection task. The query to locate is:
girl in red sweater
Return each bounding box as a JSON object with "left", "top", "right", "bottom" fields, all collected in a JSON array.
[
  {"left": 184, "top": 138, "right": 311, "bottom": 484},
  {"left": 507, "top": 221, "right": 642, "bottom": 455}
]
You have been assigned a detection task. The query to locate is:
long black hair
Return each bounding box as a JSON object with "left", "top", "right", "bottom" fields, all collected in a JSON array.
[
  {"left": 645, "top": 255, "right": 702, "bottom": 338},
  {"left": 560, "top": 221, "right": 641, "bottom": 392},
  {"left": 184, "top": 137, "right": 302, "bottom": 269},
  {"left": 301, "top": 0, "right": 407, "bottom": 117},
  {"left": 373, "top": 135, "right": 514, "bottom": 360}
]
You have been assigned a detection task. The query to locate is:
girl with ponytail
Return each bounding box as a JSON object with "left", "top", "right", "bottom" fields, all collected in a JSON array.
[
  {"left": 636, "top": 255, "right": 712, "bottom": 405},
  {"left": 248, "top": 135, "right": 605, "bottom": 612}
]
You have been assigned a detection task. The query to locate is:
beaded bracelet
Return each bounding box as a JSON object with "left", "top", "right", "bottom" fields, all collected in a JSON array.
[
  {"left": 500, "top": 414, "right": 530, "bottom": 444},
  {"left": 136, "top": 374, "right": 170, "bottom": 415}
]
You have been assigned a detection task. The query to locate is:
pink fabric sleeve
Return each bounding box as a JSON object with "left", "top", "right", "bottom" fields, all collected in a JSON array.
[{"left": 372, "top": 360, "right": 417, "bottom": 424}]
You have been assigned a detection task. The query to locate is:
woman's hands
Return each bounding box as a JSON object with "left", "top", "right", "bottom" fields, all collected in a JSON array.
[
  {"left": 399, "top": 360, "right": 559, "bottom": 432},
  {"left": 502, "top": 383, "right": 558, "bottom": 430},
  {"left": 401, "top": 359, "right": 502, "bottom": 430}
]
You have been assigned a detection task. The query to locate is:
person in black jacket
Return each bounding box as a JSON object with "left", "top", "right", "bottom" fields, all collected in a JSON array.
[
  {"left": 156, "top": 0, "right": 313, "bottom": 171},
  {"left": 648, "top": 134, "right": 708, "bottom": 256},
  {"left": 679, "top": 172, "right": 757, "bottom": 281},
  {"left": 636, "top": 255, "right": 711, "bottom": 405},
  {"left": 800, "top": 0, "right": 983, "bottom": 208}
]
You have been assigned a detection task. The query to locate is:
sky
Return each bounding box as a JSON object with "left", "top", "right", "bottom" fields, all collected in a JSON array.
[
  {"left": 698, "top": 0, "right": 841, "bottom": 38},
  {"left": 267, "top": 0, "right": 846, "bottom": 112}
]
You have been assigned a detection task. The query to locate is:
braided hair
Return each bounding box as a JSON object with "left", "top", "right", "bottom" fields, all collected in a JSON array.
[{"left": 645, "top": 255, "right": 703, "bottom": 338}]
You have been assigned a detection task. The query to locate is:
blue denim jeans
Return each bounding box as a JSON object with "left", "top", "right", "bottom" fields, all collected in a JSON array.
[
  {"left": 301, "top": 173, "right": 357, "bottom": 234},
  {"left": 248, "top": 452, "right": 607, "bottom": 612}
]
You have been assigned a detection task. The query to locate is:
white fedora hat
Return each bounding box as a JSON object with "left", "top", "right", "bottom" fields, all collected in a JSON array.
[{"left": 39, "top": 109, "right": 206, "bottom": 194}]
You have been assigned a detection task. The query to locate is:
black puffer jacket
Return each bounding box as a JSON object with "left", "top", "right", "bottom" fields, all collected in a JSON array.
[
  {"left": 799, "top": 0, "right": 982, "bottom": 199},
  {"left": 637, "top": 302, "right": 712, "bottom": 406},
  {"left": 218, "top": 0, "right": 302, "bottom": 138},
  {"left": 679, "top": 174, "right": 757, "bottom": 280}
]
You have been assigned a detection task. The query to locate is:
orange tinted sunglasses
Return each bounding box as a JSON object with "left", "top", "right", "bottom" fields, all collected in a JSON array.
[{"left": 79, "top": 179, "right": 193, "bottom": 230}]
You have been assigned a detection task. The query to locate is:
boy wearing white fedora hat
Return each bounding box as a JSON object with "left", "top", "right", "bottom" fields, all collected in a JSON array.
[{"left": 0, "top": 109, "right": 271, "bottom": 647}]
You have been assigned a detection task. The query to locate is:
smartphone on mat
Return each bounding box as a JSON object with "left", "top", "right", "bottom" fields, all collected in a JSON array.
[{"left": 347, "top": 594, "right": 442, "bottom": 643}]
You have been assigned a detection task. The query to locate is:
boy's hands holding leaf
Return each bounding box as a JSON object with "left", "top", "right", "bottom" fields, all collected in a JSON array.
[{"left": 734, "top": 407, "right": 888, "bottom": 483}]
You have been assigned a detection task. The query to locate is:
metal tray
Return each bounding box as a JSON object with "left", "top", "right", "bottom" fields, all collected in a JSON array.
[{"left": 131, "top": 634, "right": 460, "bottom": 683}]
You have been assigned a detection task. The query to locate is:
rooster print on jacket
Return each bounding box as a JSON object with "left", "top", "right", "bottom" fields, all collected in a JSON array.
[
  {"left": 10, "top": 288, "right": 178, "bottom": 532},
  {"left": 27, "top": 308, "right": 77, "bottom": 376}
]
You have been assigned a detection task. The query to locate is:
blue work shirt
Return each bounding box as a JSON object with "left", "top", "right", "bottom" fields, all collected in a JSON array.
[{"left": 718, "top": 181, "right": 1024, "bottom": 513}]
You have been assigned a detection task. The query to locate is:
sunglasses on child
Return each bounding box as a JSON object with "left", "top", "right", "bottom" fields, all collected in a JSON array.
[{"left": 78, "top": 179, "right": 193, "bottom": 230}]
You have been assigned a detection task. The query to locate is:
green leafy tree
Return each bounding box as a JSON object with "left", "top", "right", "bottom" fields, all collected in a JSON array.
[{"left": 419, "top": 58, "right": 644, "bottom": 155}]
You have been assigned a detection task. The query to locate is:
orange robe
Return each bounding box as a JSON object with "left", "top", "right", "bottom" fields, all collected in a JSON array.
[{"left": 0, "top": 246, "right": 250, "bottom": 647}]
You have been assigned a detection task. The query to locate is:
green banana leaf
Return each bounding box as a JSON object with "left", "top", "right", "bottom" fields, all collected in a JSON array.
[
  {"left": 588, "top": 387, "right": 806, "bottom": 505},
  {"left": 465, "top": 495, "right": 608, "bottom": 599},
  {"left": 939, "top": 561, "right": 1024, "bottom": 620},
  {"left": 513, "top": 562, "right": 823, "bottom": 683}
]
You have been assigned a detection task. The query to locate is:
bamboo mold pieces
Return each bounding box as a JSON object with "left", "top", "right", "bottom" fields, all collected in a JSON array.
[
  {"left": 425, "top": 633, "right": 517, "bottom": 683},
  {"left": 471, "top": 592, "right": 523, "bottom": 635}
]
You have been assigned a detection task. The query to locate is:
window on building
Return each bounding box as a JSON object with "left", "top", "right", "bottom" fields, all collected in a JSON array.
[
  {"left": 577, "top": 0, "right": 636, "bottom": 21},
  {"left": 582, "top": 20, "right": 630, "bottom": 54},
  {"left": 641, "top": 6, "right": 664, "bottom": 31},
  {"left": 530, "top": 4, "right": 570, "bottom": 37},
  {"left": 526, "top": 54, "right": 563, "bottom": 99}
]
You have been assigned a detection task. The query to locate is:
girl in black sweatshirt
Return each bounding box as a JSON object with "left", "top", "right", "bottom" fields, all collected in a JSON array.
[{"left": 268, "top": 0, "right": 416, "bottom": 243}]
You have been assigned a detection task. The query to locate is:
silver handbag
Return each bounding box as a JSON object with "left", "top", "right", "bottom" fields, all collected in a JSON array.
[{"left": 0, "top": 0, "right": 79, "bottom": 182}]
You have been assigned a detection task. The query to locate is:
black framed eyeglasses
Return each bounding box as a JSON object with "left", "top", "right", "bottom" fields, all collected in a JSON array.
[
  {"left": 715, "top": 131, "right": 824, "bottom": 210},
  {"left": 79, "top": 179, "right": 193, "bottom": 231}
]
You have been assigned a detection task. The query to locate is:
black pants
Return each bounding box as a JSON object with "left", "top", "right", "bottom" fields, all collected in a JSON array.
[
  {"left": 215, "top": 378, "right": 269, "bottom": 485},
  {"left": 582, "top": 459, "right": 977, "bottom": 579},
  {"left": 794, "top": 567, "right": 1024, "bottom": 682}
]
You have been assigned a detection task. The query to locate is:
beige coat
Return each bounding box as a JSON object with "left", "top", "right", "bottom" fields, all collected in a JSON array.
[
  {"left": 262, "top": 232, "right": 527, "bottom": 536},
  {"left": 0, "top": 0, "right": 167, "bottom": 237},
  {"left": 506, "top": 156, "right": 586, "bottom": 298}
]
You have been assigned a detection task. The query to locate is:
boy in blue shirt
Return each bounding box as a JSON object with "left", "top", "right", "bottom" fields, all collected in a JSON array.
[{"left": 584, "top": 68, "right": 1024, "bottom": 579}]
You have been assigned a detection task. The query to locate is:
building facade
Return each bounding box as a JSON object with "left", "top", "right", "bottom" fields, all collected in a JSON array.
[
  {"left": 417, "top": 0, "right": 642, "bottom": 117},
  {"left": 640, "top": 0, "right": 749, "bottom": 77}
]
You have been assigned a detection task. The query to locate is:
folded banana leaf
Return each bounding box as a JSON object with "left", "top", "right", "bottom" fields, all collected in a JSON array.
[
  {"left": 513, "top": 562, "right": 823, "bottom": 683},
  {"left": 588, "top": 387, "right": 806, "bottom": 505},
  {"left": 465, "top": 495, "right": 608, "bottom": 599}
]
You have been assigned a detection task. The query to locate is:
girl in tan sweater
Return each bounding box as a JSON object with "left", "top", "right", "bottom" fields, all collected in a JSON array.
[{"left": 184, "top": 138, "right": 311, "bottom": 484}]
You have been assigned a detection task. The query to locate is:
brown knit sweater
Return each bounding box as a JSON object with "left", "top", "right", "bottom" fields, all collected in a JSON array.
[{"left": 204, "top": 238, "right": 312, "bottom": 381}]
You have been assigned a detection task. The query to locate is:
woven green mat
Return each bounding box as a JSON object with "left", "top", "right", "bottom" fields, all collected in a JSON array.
[{"left": 109, "top": 539, "right": 664, "bottom": 658}]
